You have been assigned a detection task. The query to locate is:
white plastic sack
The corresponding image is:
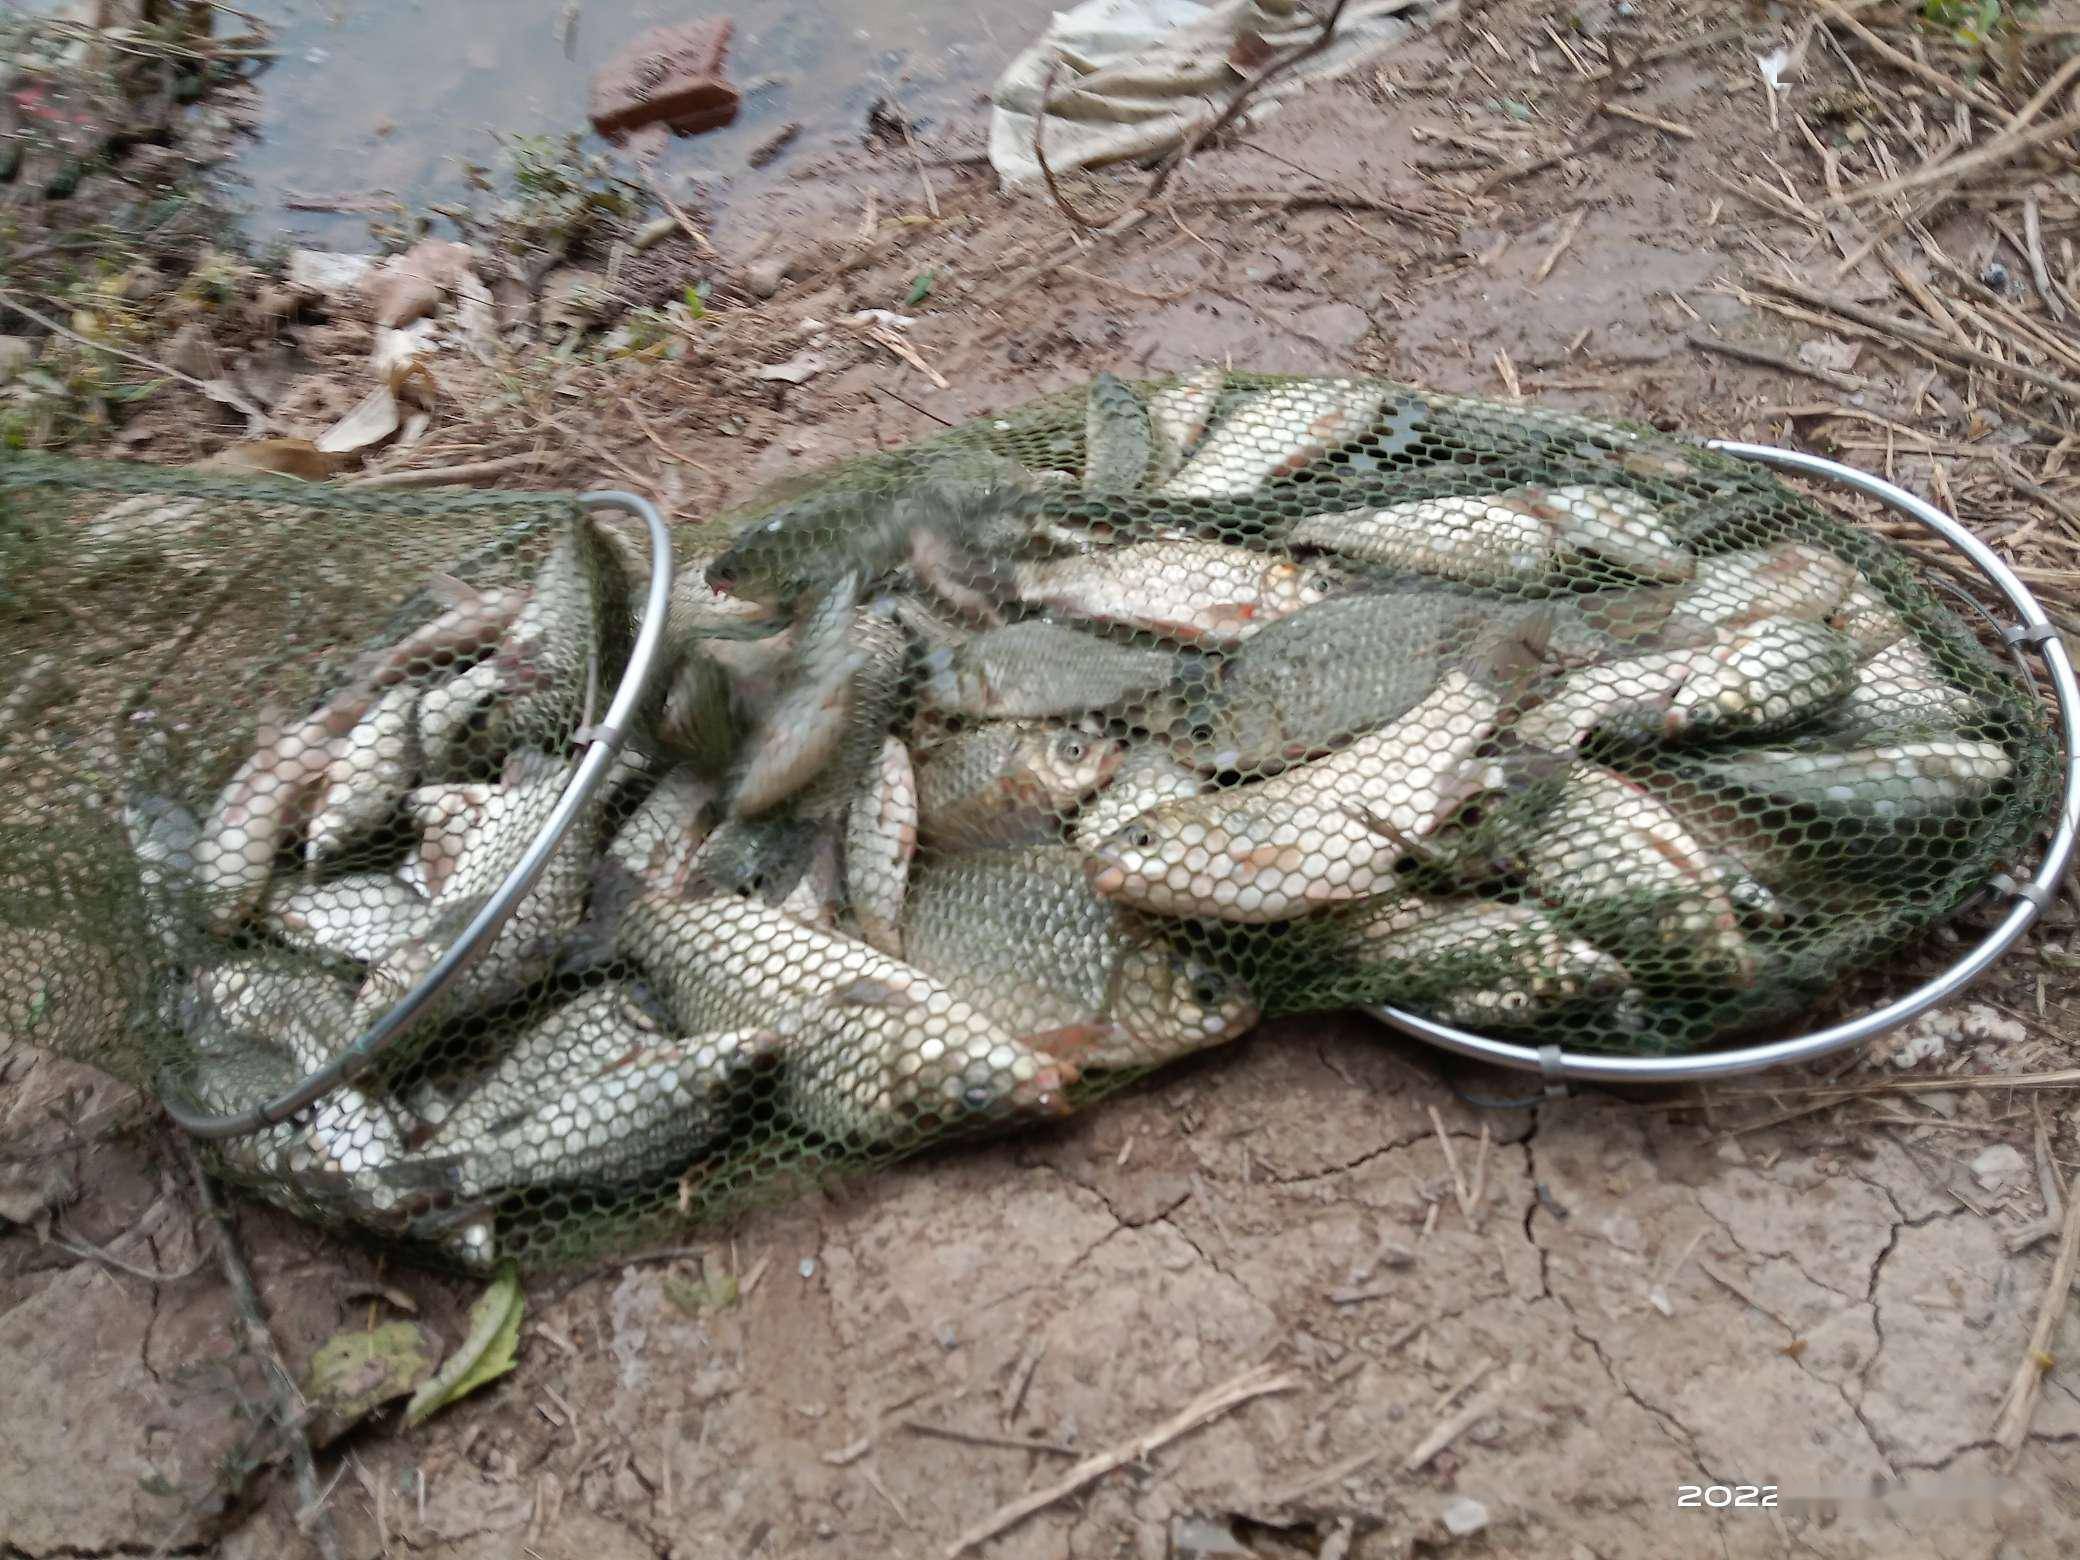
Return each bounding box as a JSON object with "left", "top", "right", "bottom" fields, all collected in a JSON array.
[{"left": 989, "top": 0, "right": 1455, "bottom": 186}]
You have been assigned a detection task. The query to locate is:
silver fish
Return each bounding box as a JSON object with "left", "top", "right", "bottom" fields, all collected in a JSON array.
[
  {"left": 617, "top": 893, "right": 1073, "bottom": 1142},
  {"left": 607, "top": 770, "right": 718, "bottom": 894},
  {"left": 916, "top": 721, "right": 1126, "bottom": 848},
  {"left": 400, "top": 781, "right": 495, "bottom": 901},
  {"left": 421, "top": 985, "right": 769, "bottom": 1198},
  {"left": 846, "top": 736, "right": 918, "bottom": 957},
  {"left": 656, "top": 645, "right": 740, "bottom": 778},
  {"left": 1516, "top": 618, "right": 1856, "bottom": 749},
  {"left": 1192, "top": 592, "right": 1519, "bottom": 773},
  {"left": 1827, "top": 574, "right": 1910, "bottom": 654},
  {"left": 1068, "top": 744, "right": 1208, "bottom": 851},
  {"left": 1146, "top": 365, "right": 1225, "bottom": 485},
  {"left": 195, "top": 959, "right": 402, "bottom": 1179},
  {"left": 1692, "top": 738, "right": 2013, "bottom": 822},
  {"left": 1084, "top": 371, "right": 1153, "bottom": 492},
  {"left": 194, "top": 695, "right": 372, "bottom": 930},
  {"left": 1013, "top": 541, "right": 1349, "bottom": 647},
  {"left": 1670, "top": 542, "right": 1858, "bottom": 631},
  {"left": 1838, "top": 633, "right": 1978, "bottom": 731},
  {"left": 1341, "top": 898, "right": 1629, "bottom": 1028},
  {"left": 1088, "top": 669, "right": 1504, "bottom": 922},
  {"left": 780, "top": 826, "right": 844, "bottom": 928},
  {"left": 730, "top": 574, "right": 864, "bottom": 819},
  {"left": 344, "top": 573, "right": 528, "bottom": 695},
  {"left": 124, "top": 794, "right": 202, "bottom": 960},
  {"left": 353, "top": 752, "right": 588, "bottom": 1029},
  {"left": 1519, "top": 765, "right": 1752, "bottom": 978},
  {"left": 1292, "top": 484, "right": 1694, "bottom": 584},
  {"left": 921, "top": 621, "right": 1178, "bottom": 720},
  {"left": 415, "top": 659, "right": 505, "bottom": 777},
  {"left": 306, "top": 681, "right": 422, "bottom": 866},
  {"left": 904, "top": 846, "right": 1259, "bottom": 1071},
  {"left": 1159, "top": 379, "right": 1387, "bottom": 497},
  {"left": 487, "top": 527, "right": 607, "bottom": 742},
  {"left": 1665, "top": 618, "right": 1857, "bottom": 738},
  {"left": 262, "top": 873, "right": 439, "bottom": 965}
]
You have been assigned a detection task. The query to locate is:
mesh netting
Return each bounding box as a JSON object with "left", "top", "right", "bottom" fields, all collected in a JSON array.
[{"left": 0, "top": 373, "right": 2060, "bottom": 1268}]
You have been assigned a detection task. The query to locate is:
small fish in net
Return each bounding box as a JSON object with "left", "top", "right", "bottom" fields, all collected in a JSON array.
[{"left": 0, "top": 368, "right": 2059, "bottom": 1268}]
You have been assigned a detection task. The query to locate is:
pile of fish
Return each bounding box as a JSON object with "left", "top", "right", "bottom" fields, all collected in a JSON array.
[{"left": 134, "top": 370, "right": 2021, "bottom": 1262}]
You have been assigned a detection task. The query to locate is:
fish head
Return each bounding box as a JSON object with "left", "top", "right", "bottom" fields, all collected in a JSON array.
[
  {"left": 1082, "top": 804, "right": 1222, "bottom": 916},
  {"left": 1115, "top": 944, "right": 1260, "bottom": 1052},
  {"left": 1278, "top": 557, "right": 1362, "bottom": 613},
  {"left": 1028, "top": 726, "right": 1129, "bottom": 808}
]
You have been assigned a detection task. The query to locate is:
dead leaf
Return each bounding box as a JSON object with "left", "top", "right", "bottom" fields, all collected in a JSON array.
[
  {"left": 404, "top": 1261, "right": 522, "bottom": 1428},
  {"left": 301, "top": 1319, "right": 439, "bottom": 1447},
  {"left": 1797, "top": 335, "right": 1861, "bottom": 374},
  {"left": 366, "top": 238, "right": 480, "bottom": 329},
  {"left": 316, "top": 384, "right": 402, "bottom": 456},
  {"left": 197, "top": 438, "right": 342, "bottom": 479},
  {"left": 753, "top": 349, "right": 828, "bottom": 385}
]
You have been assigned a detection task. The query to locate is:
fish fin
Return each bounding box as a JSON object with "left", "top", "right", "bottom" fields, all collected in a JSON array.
[
  {"left": 1018, "top": 1022, "right": 1130, "bottom": 1067},
  {"left": 1461, "top": 606, "right": 1554, "bottom": 690},
  {"left": 426, "top": 572, "right": 483, "bottom": 609}
]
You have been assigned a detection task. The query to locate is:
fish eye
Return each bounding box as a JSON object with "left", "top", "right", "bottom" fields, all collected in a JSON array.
[
  {"left": 1058, "top": 735, "right": 1087, "bottom": 761},
  {"left": 1123, "top": 824, "right": 1155, "bottom": 850},
  {"left": 1307, "top": 571, "right": 1341, "bottom": 593},
  {"left": 1190, "top": 973, "right": 1228, "bottom": 1006}
]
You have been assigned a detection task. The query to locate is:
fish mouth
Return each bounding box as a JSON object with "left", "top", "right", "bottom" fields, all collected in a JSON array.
[{"left": 1084, "top": 851, "right": 1128, "bottom": 897}]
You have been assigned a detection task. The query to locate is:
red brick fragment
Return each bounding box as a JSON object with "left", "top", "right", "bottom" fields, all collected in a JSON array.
[{"left": 589, "top": 17, "right": 741, "bottom": 141}]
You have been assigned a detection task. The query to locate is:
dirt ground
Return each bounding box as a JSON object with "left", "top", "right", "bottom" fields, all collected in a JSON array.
[{"left": 6, "top": 1, "right": 2080, "bottom": 1556}]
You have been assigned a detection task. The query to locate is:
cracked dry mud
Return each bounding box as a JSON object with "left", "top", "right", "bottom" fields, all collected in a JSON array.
[{"left": 7, "top": 1013, "right": 2078, "bottom": 1560}]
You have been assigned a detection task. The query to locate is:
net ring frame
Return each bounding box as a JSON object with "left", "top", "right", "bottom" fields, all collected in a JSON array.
[
  {"left": 1365, "top": 441, "right": 2080, "bottom": 1085},
  {"left": 161, "top": 491, "right": 676, "bottom": 1140}
]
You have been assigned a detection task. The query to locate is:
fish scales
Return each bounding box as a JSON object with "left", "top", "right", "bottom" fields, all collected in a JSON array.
[
  {"left": 1083, "top": 372, "right": 1153, "bottom": 493},
  {"left": 617, "top": 894, "right": 1071, "bottom": 1141},
  {"left": 1159, "top": 379, "right": 1387, "bottom": 498},
  {"left": 1013, "top": 541, "right": 1348, "bottom": 647},
  {"left": 904, "top": 846, "right": 1258, "bottom": 1070},
  {"left": 915, "top": 721, "right": 1124, "bottom": 848}
]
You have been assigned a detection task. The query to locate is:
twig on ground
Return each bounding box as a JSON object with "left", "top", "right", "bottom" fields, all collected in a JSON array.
[
  {"left": 1034, "top": 58, "right": 1105, "bottom": 234},
  {"left": 944, "top": 1363, "right": 1297, "bottom": 1556},
  {"left": 1533, "top": 207, "right": 1588, "bottom": 284},
  {"left": 2034, "top": 1101, "right": 2063, "bottom": 1226},
  {"left": 1753, "top": 276, "right": 2080, "bottom": 401},
  {"left": 2024, "top": 197, "right": 2068, "bottom": 323},
  {"left": 902, "top": 1420, "right": 1081, "bottom": 1456},
  {"left": 1474, "top": 125, "right": 1626, "bottom": 195},
  {"left": 53, "top": 1223, "right": 209, "bottom": 1284},
  {"left": 343, "top": 453, "right": 543, "bottom": 489},
  {"left": 1689, "top": 332, "right": 1864, "bottom": 391},
  {"left": 186, "top": 1145, "right": 343, "bottom": 1560},
  {"left": 1493, "top": 347, "right": 1523, "bottom": 402},
  {"left": 1143, "top": 0, "right": 1353, "bottom": 208},
  {"left": 1468, "top": 1123, "right": 1492, "bottom": 1233},
  {"left": 1599, "top": 101, "right": 1695, "bottom": 139},
  {"left": 1807, "top": 0, "right": 1999, "bottom": 108},
  {"left": 0, "top": 290, "right": 276, "bottom": 435},
  {"left": 1001, "top": 1338, "right": 1045, "bottom": 1423},
  {"left": 1833, "top": 98, "right": 2080, "bottom": 211},
  {"left": 1992, "top": 1172, "right": 2080, "bottom": 1459},
  {"left": 1428, "top": 1105, "right": 1475, "bottom": 1225},
  {"left": 1403, "top": 1389, "right": 1495, "bottom": 1471},
  {"left": 1696, "top": 1069, "right": 2080, "bottom": 1103},
  {"left": 640, "top": 172, "right": 717, "bottom": 257}
]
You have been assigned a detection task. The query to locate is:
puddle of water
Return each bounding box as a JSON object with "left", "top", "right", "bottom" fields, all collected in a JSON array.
[{"left": 229, "top": 0, "right": 1033, "bottom": 245}]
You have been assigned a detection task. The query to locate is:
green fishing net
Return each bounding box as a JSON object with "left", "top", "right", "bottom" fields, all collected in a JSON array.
[{"left": 0, "top": 373, "right": 2060, "bottom": 1268}]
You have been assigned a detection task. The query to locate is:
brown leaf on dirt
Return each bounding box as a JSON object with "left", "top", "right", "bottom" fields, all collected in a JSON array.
[
  {"left": 196, "top": 437, "right": 343, "bottom": 479},
  {"left": 365, "top": 238, "right": 480, "bottom": 329}
]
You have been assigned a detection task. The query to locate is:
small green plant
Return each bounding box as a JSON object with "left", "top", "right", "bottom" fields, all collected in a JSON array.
[{"left": 1921, "top": 0, "right": 2019, "bottom": 46}]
